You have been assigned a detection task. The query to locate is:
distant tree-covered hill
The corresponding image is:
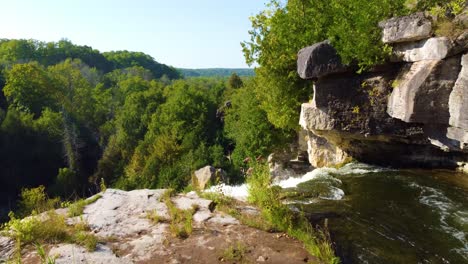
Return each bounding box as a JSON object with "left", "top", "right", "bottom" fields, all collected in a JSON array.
[
  {"left": 0, "top": 39, "right": 181, "bottom": 79},
  {"left": 178, "top": 68, "right": 254, "bottom": 77}
]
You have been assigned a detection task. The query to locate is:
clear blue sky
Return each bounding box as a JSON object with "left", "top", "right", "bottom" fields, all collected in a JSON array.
[{"left": 0, "top": 0, "right": 268, "bottom": 68}]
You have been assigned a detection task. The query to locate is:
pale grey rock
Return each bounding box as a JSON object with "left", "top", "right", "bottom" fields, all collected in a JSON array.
[
  {"left": 379, "top": 12, "right": 432, "bottom": 44},
  {"left": 0, "top": 236, "right": 15, "bottom": 262},
  {"left": 387, "top": 60, "right": 439, "bottom": 122},
  {"left": 50, "top": 244, "right": 131, "bottom": 264},
  {"left": 392, "top": 37, "right": 452, "bottom": 62},
  {"left": 207, "top": 214, "right": 239, "bottom": 225},
  {"left": 127, "top": 224, "right": 168, "bottom": 261},
  {"left": 447, "top": 127, "right": 468, "bottom": 150},
  {"left": 299, "top": 103, "right": 334, "bottom": 131},
  {"left": 193, "top": 209, "right": 212, "bottom": 223},
  {"left": 193, "top": 165, "right": 216, "bottom": 189},
  {"left": 171, "top": 193, "right": 212, "bottom": 211},
  {"left": 449, "top": 54, "right": 468, "bottom": 130},
  {"left": 387, "top": 57, "right": 461, "bottom": 124},
  {"left": 83, "top": 189, "right": 168, "bottom": 237},
  {"left": 306, "top": 132, "right": 348, "bottom": 168},
  {"left": 297, "top": 40, "right": 348, "bottom": 79}
]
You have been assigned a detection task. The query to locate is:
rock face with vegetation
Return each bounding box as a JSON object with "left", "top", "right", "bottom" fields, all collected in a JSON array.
[
  {"left": 298, "top": 11, "right": 468, "bottom": 172},
  {"left": 0, "top": 189, "right": 316, "bottom": 264}
]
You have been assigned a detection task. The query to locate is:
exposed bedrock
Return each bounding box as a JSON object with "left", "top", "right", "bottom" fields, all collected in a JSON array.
[{"left": 297, "top": 12, "right": 468, "bottom": 172}]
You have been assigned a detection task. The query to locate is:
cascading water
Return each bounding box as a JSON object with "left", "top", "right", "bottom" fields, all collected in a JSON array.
[{"left": 207, "top": 163, "right": 468, "bottom": 263}]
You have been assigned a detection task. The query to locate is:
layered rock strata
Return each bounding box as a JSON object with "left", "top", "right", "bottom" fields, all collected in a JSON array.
[{"left": 298, "top": 13, "right": 468, "bottom": 172}]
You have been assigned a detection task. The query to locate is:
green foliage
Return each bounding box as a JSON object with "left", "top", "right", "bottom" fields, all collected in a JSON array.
[
  {"left": 242, "top": 0, "right": 407, "bottom": 129},
  {"left": 67, "top": 194, "right": 102, "bottom": 217},
  {"left": 163, "top": 192, "right": 195, "bottom": 239},
  {"left": 178, "top": 68, "right": 254, "bottom": 78},
  {"left": 17, "top": 186, "right": 59, "bottom": 217},
  {"left": 2, "top": 211, "right": 69, "bottom": 245},
  {"left": 408, "top": 0, "right": 466, "bottom": 15},
  {"left": 74, "top": 230, "right": 98, "bottom": 252},
  {"left": 246, "top": 162, "right": 339, "bottom": 264},
  {"left": 4, "top": 62, "right": 58, "bottom": 116},
  {"left": 35, "top": 243, "right": 57, "bottom": 264},
  {"left": 227, "top": 72, "right": 244, "bottom": 89},
  {"left": 103, "top": 50, "right": 181, "bottom": 79},
  {"left": 221, "top": 242, "right": 248, "bottom": 262},
  {"left": 1, "top": 210, "right": 99, "bottom": 258},
  {"left": 224, "top": 79, "right": 291, "bottom": 166}
]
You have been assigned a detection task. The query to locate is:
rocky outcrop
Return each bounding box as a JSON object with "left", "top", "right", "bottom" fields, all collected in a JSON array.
[
  {"left": 193, "top": 166, "right": 227, "bottom": 189},
  {"left": 268, "top": 130, "right": 312, "bottom": 179},
  {"left": 392, "top": 37, "right": 452, "bottom": 62},
  {"left": 448, "top": 54, "right": 468, "bottom": 151},
  {"left": 298, "top": 12, "right": 468, "bottom": 171},
  {"left": 387, "top": 57, "right": 461, "bottom": 124},
  {"left": 379, "top": 12, "right": 432, "bottom": 44},
  {"left": 1, "top": 189, "right": 316, "bottom": 264},
  {"left": 297, "top": 40, "right": 349, "bottom": 79}
]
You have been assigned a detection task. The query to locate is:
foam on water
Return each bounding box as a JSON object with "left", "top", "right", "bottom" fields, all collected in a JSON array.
[
  {"left": 205, "top": 183, "right": 249, "bottom": 201},
  {"left": 275, "top": 162, "right": 384, "bottom": 189},
  {"left": 207, "top": 163, "right": 384, "bottom": 202},
  {"left": 409, "top": 182, "right": 468, "bottom": 259}
]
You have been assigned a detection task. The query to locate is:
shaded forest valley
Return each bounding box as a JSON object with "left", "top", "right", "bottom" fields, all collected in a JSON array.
[{"left": 0, "top": 38, "right": 276, "bottom": 219}]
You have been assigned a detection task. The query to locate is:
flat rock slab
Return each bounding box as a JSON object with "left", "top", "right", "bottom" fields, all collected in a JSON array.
[
  {"left": 5, "top": 189, "right": 318, "bottom": 264},
  {"left": 83, "top": 189, "right": 168, "bottom": 238},
  {"left": 172, "top": 192, "right": 213, "bottom": 211},
  {"left": 297, "top": 40, "right": 349, "bottom": 79},
  {"left": 392, "top": 37, "right": 452, "bottom": 62},
  {"left": 379, "top": 12, "right": 432, "bottom": 44},
  {"left": 49, "top": 244, "right": 131, "bottom": 264}
]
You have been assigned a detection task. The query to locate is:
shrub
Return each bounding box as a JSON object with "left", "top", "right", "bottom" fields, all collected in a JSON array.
[
  {"left": 221, "top": 242, "right": 248, "bottom": 262},
  {"left": 1, "top": 210, "right": 99, "bottom": 259},
  {"left": 246, "top": 162, "right": 339, "bottom": 264},
  {"left": 17, "top": 186, "right": 59, "bottom": 217}
]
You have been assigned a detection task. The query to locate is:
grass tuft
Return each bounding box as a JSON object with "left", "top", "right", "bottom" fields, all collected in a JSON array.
[
  {"left": 221, "top": 241, "right": 248, "bottom": 262},
  {"left": 246, "top": 162, "right": 339, "bottom": 264},
  {"left": 162, "top": 189, "right": 195, "bottom": 239},
  {"left": 68, "top": 194, "right": 102, "bottom": 217}
]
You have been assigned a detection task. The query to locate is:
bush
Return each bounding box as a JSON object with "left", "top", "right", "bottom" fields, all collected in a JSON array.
[
  {"left": 221, "top": 242, "right": 248, "bottom": 262},
  {"left": 17, "top": 186, "right": 59, "bottom": 217},
  {"left": 1, "top": 210, "right": 99, "bottom": 258},
  {"left": 246, "top": 162, "right": 339, "bottom": 264}
]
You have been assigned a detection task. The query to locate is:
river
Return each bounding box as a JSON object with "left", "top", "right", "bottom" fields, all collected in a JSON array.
[{"left": 210, "top": 163, "right": 468, "bottom": 263}]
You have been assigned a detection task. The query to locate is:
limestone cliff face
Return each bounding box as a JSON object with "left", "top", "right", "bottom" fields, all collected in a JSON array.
[{"left": 297, "top": 12, "right": 468, "bottom": 172}]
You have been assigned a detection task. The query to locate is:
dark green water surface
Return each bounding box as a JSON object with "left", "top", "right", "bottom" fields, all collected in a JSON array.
[{"left": 283, "top": 164, "right": 468, "bottom": 264}]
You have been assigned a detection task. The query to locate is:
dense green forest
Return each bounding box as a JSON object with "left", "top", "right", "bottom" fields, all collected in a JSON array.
[
  {"left": 178, "top": 68, "right": 255, "bottom": 78},
  {"left": 0, "top": 38, "right": 281, "bottom": 218},
  {"left": 0, "top": 0, "right": 462, "bottom": 218}
]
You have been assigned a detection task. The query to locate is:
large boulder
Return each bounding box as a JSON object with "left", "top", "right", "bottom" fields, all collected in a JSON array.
[
  {"left": 193, "top": 165, "right": 216, "bottom": 189},
  {"left": 387, "top": 57, "right": 461, "bottom": 124},
  {"left": 379, "top": 12, "right": 432, "bottom": 44},
  {"left": 297, "top": 40, "right": 348, "bottom": 79},
  {"left": 305, "top": 132, "right": 349, "bottom": 168},
  {"left": 392, "top": 37, "right": 452, "bottom": 62}
]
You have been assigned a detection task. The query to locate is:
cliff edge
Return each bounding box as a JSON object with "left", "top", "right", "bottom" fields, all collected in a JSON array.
[{"left": 297, "top": 12, "right": 468, "bottom": 173}]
